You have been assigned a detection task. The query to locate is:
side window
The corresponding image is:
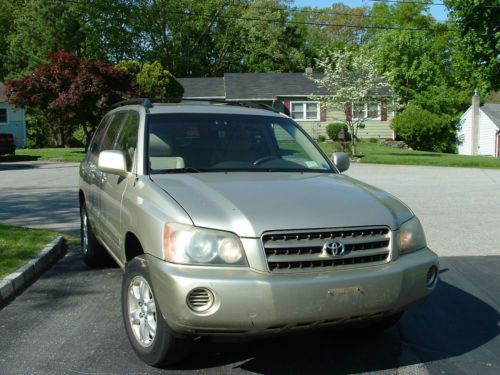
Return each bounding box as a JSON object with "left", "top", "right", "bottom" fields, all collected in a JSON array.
[
  {"left": 99, "top": 112, "right": 127, "bottom": 151},
  {"left": 116, "top": 111, "right": 140, "bottom": 171},
  {"left": 89, "top": 115, "right": 112, "bottom": 158}
]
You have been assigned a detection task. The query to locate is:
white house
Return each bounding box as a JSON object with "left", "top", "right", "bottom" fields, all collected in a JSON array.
[
  {"left": 0, "top": 82, "right": 27, "bottom": 148},
  {"left": 457, "top": 91, "right": 500, "bottom": 158}
]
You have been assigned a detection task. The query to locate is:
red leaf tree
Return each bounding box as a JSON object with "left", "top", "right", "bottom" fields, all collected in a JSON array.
[{"left": 5, "top": 50, "right": 135, "bottom": 147}]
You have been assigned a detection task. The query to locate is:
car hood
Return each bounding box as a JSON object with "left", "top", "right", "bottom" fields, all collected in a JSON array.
[{"left": 150, "top": 172, "right": 413, "bottom": 238}]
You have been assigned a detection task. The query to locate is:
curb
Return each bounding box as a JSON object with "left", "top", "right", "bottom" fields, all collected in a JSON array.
[{"left": 0, "top": 236, "right": 67, "bottom": 306}]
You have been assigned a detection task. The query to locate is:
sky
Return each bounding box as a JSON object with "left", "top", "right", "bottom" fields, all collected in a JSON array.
[{"left": 292, "top": 0, "right": 449, "bottom": 22}]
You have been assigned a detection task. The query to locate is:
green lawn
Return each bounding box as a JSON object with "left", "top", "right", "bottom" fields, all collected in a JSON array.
[
  {"left": 0, "top": 148, "right": 86, "bottom": 163},
  {"left": 319, "top": 141, "right": 500, "bottom": 169},
  {"left": 0, "top": 225, "right": 78, "bottom": 278}
]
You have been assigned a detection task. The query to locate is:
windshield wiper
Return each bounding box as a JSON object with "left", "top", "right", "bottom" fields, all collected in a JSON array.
[{"left": 154, "top": 167, "right": 205, "bottom": 174}]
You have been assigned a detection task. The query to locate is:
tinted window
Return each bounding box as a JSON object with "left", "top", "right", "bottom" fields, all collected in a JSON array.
[{"left": 116, "top": 112, "right": 140, "bottom": 171}]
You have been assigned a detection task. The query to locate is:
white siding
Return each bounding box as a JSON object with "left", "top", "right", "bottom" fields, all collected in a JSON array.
[
  {"left": 478, "top": 110, "right": 498, "bottom": 156},
  {"left": 0, "top": 102, "right": 26, "bottom": 148},
  {"left": 457, "top": 107, "right": 472, "bottom": 155}
]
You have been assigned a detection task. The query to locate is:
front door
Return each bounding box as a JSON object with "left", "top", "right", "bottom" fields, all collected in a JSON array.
[{"left": 100, "top": 111, "right": 140, "bottom": 262}]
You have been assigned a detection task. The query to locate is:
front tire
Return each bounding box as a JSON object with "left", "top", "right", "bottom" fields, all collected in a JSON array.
[
  {"left": 122, "top": 258, "right": 192, "bottom": 367},
  {"left": 80, "top": 203, "right": 112, "bottom": 267}
]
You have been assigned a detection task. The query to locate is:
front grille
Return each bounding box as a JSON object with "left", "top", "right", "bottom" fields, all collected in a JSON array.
[{"left": 262, "top": 227, "right": 391, "bottom": 273}]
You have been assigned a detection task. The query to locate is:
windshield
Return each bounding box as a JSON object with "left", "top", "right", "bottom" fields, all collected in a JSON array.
[{"left": 147, "top": 113, "right": 334, "bottom": 173}]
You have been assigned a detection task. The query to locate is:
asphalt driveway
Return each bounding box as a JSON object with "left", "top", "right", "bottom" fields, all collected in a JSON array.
[{"left": 0, "top": 247, "right": 498, "bottom": 375}]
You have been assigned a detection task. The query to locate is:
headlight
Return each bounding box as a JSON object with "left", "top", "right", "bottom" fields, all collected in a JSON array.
[
  {"left": 399, "top": 216, "right": 427, "bottom": 255},
  {"left": 164, "top": 223, "right": 248, "bottom": 266}
]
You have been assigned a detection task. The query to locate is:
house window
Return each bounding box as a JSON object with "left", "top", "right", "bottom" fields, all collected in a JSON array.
[
  {"left": 352, "top": 102, "right": 380, "bottom": 120},
  {"left": 0, "top": 109, "right": 7, "bottom": 123},
  {"left": 290, "top": 101, "right": 320, "bottom": 121}
]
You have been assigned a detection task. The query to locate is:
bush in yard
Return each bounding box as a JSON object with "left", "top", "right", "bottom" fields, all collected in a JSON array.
[
  {"left": 391, "top": 104, "right": 456, "bottom": 153},
  {"left": 326, "top": 122, "right": 348, "bottom": 141},
  {"left": 317, "top": 134, "right": 326, "bottom": 142}
]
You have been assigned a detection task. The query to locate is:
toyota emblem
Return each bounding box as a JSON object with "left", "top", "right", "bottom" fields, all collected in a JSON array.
[{"left": 323, "top": 241, "right": 345, "bottom": 257}]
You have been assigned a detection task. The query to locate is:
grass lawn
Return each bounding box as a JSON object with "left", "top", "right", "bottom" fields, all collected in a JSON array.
[
  {"left": 319, "top": 140, "right": 500, "bottom": 169},
  {"left": 0, "top": 225, "right": 78, "bottom": 278},
  {"left": 0, "top": 147, "right": 85, "bottom": 163}
]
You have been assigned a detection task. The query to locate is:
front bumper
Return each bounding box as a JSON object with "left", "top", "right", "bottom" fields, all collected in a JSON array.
[{"left": 147, "top": 248, "right": 438, "bottom": 336}]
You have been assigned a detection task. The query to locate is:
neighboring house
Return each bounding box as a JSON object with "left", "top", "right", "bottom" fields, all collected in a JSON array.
[
  {"left": 0, "top": 82, "right": 26, "bottom": 148},
  {"left": 457, "top": 91, "right": 500, "bottom": 157},
  {"left": 178, "top": 70, "right": 394, "bottom": 140}
]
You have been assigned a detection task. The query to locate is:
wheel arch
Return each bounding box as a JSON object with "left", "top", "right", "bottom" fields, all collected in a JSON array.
[{"left": 124, "top": 231, "right": 145, "bottom": 262}]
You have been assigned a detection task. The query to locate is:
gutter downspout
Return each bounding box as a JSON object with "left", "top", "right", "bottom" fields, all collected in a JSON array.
[{"left": 471, "top": 89, "right": 480, "bottom": 155}]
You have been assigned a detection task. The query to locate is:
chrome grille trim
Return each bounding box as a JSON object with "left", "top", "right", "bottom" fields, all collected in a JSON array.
[{"left": 261, "top": 226, "right": 391, "bottom": 273}]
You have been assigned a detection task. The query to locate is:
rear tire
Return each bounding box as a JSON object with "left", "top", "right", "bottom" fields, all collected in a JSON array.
[
  {"left": 122, "top": 258, "right": 192, "bottom": 367},
  {"left": 80, "top": 203, "right": 112, "bottom": 267}
]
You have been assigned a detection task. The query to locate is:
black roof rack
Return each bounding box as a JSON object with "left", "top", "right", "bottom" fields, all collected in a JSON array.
[{"left": 110, "top": 98, "right": 280, "bottom": 114}]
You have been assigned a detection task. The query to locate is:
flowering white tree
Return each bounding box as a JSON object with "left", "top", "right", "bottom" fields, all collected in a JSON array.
[{"left": 309, "top": 49, "right": 393, "bottom": 156}]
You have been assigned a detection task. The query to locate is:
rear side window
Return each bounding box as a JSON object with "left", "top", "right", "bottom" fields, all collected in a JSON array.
[
  {"left": 99, "top": 112, "right": 127, "bottom": 151},
  {"left": 116, "top": 111, "right": 140, "bottom": 171},
  {"left": 89, "top": 115, "right": 111, "bottom": 157}
]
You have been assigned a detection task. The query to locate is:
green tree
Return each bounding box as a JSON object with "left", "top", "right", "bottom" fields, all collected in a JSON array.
[
  {"left": 310, "top": 48, "right": 393, "bottom": 155},
  {"left": 445, "top": 0, "right": 500, "bottom": 91},
  {"left": 5, "top": 51, "right": 134, "bottom": 146},
  {"left": 5, "top": 0, "right": 84, "bottom": 79},
  {"left": 136, "top": 61, "right": 184, "bottom": 98}
]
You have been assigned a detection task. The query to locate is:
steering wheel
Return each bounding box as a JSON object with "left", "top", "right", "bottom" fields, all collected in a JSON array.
[{"left": 253, "top": 156, "right": 279, "bottom": 165}]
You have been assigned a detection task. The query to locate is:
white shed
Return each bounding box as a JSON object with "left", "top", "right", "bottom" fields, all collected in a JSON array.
[
  {"left": 457, "top": 92, "right": 500, "bottom": 158},
  {"left": 0, "top": 82, "right": 27, "bottom": 148}
]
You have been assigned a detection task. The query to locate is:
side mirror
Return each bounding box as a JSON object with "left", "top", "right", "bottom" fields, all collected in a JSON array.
[
  {"left": 98, "top": 150, "right": 128, "bottom": 177},
  {"left": 332, "top": 152, "right": 350, "bottom": 173}
]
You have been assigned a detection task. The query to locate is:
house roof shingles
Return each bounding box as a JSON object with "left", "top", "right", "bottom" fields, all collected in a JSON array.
[
  {"left": 481, "top": 103, "right": 500, "bottom": 129},
  {"left": 223, "top": 73, "right": 328, "bottom": 100},
  {"left": 177, "top": 77, "right": 225, "bottom": 98}
]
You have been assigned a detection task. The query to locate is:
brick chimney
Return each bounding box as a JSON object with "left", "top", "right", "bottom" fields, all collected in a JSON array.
[{"left": 471, "top": 89, "right": 480, "bottom": 155}]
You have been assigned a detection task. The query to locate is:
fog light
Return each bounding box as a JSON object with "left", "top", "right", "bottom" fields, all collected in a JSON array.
[
  {"left": 187, "top": 288, "right": 214, "bottom": 312},
  {"left": 426, "top": 266, "right": 438, "bottom": 288}
]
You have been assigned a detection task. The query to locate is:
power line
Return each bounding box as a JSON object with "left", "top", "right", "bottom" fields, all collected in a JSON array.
[
  {"left": 166, "top": 9, "right": 459, "bottom": 32},
  {"left": 44, "top": 0, "right": 461, "bottom": 33}
]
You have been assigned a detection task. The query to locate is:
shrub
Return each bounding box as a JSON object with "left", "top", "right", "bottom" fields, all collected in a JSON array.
[
  {"left": 326, "top": 122, "right": 348, "bottom": 141},
  {"left": 317, "top": 134, "right": 326, "bottom": 142},
  {"left": 391, "top": 104, "right": 456, "bottom": 152}
]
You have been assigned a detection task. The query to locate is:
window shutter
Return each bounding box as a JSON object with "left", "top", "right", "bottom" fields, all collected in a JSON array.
[
  {"left": 345, "top": 102, "right": 352, "bottom": 121},
  {"left": 320, "top": 104, "right": 326, "bottom": 122},
  {"left": 283, "top": 100, "right": 290, "bottom": 116},
  {"left": 381, "top": 102, "right": 387, "bottom": 121}
]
